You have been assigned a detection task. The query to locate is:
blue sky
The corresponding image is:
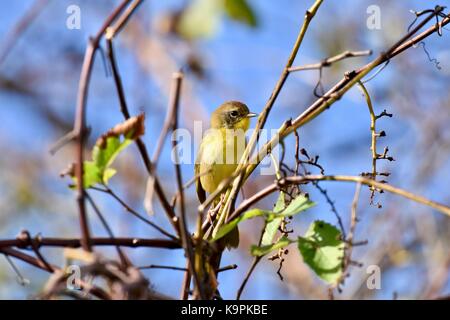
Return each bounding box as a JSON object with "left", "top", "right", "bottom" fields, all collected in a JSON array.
[{"left": 0, "top": 0, "right": 449, "bottom": 299}]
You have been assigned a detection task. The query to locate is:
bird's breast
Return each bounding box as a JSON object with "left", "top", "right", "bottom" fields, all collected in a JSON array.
[{"left": 198, "top": 128, "right": 247, "bottom": 193}]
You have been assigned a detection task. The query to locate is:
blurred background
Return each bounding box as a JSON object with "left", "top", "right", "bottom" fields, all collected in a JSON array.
[{"left": 0, "top": 0, "right": 449, "bottom": 299}]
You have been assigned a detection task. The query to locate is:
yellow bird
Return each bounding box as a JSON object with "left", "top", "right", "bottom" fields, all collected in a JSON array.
[{"left": 195, "top": 101, "right": 257, "bottom": 248}]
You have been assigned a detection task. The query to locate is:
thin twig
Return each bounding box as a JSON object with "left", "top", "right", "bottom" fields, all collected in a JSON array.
[
  {"left": 106, "top": 0, "right": 144, "bottom": 40},
  {"left": 17, "top": 231, "right": 54, "bottom": 273},
  {"left": 346, "top": 182, "right": 362, "bottom": 263},
  {"left": 3, "top": 255, "right": 30, "bottom": 285},
  {"left": 236, "top": 225, "right": 266, "bottom": 300},
  {"left": 86, "top": 192, "right": 131, "bottom": 268},
  {"left": 228, "top": 175, "right": 450, "bottom": 223},
  {"left": 171, "top": 169, "right": 212, "bottom": 208},
  {"left": 216, "top": 0, "right": 325, "bottom": 237},
  {"left": 244, "top": 12, "right": 450, "bottom": 180},
  {"left": 236, "top": 257, "right": 261, "bottom": 300},
  {"left": 180, "top": 260, "right": 191, "bottom": 300},
  {"left": 104, "top": 18, "right": 181, "bottom": 236},
  {"left": 0, "top": 0, "right": 49, "bottom": 65},
  {"left": 169, "top": 72, "right": 206, "bottom": 299},
  {"left": 332, "top": 182, "right": 363, "bottom": 293},
  {"left": 357, "top": 81, "right": 392, "bottom": 207},
  {"left": 72, "top": 0, "right": 132, "bottom": 252},
  {"left": 288, "top": 49, "right": 372, "bottom": 72},
  {"left": 100, "top": 185, "right": 179, "bottom": 241},
  {"left": 138, "top": 264, "right": 187, "bottom": 271},
  {"left": 0, "top": 248, "right": 112, "bottom": 299}
]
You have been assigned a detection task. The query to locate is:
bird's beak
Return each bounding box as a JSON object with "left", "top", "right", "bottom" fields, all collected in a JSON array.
[{"left": 246, "top": 112, "right": 258, "bottom": 118}]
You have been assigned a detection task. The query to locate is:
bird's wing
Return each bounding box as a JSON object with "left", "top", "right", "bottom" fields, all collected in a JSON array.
[{"left": 195, "top": 144, "right": 206, "bottom": 204}]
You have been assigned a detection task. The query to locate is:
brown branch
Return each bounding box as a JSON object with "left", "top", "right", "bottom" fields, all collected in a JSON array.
[
  {"left": 168, "top": 72, "right": 206, "bottom": 299},
  {"left": 139, "top": 264, "right": 237, "bottom": 273},
  {"left": 245, "top": 12, "right": 450, "bottom": 180},
  {"left": 0, "top": 248, "right": 112, "bottom": 299},
  {"left": 17, "top": 231, "right": 54, "bottom": 273},
  {"left": 288, "top": 49, "right": 372, "bottom": 72},
  {"left": 73, "top": 0, "right": 132, "bottom": 252},
  {"left": 216, "top": 0, "right": 325, "bottom": 235},
  {"left": 139, "top": 264, "right": 187, "bottom": 271},
  {"left": 152, "top": 72, "right": 181, "bottom": 166},
  {"left": 0, "top": 247, "right": 113, "bottom": 300},
  {"left": 217, "top": 264, "right": 238, "bottom": 273},
  {"left": 106, "top": 0, "right": 144, "bottom": 40},
  {"left": 284, "top": 175, "right": 450, "bottom": 217},
  {"left": 105, "top": 17, "right": 181, "bottom": 236},
  {"left": 227, "top": 175, "right": 450, "bottom": 223},
  {"left": 180, "top": 260, "right": 191, "bottom": 300},
  {"left": 0, "top": 237, "right": 181, "bottom": 249},
  {"left": 0, "top": 247, "right": 57, "bottom": 273}
]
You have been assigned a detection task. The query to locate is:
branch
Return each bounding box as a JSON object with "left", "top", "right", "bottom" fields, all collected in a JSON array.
[
  {"left": 94, "top": 185, "right": 178, "bottom": 241},
  {"left": 215, "top": 0, "right": 325, "bottom": 234},
  {"left": 73, "top": 0, "right": 132, "bottom": 252},
  {"left": 0, "top": 247, "right": 111, "bottom": 299},
  {"left": 245, "top": 11, "right": 450, "bottom": 180},
  {"left": 0, "top": 236, "right": 181, "bottom": 249},
  {"left": 86, "top": 192, "right": 131, "bottom": 268},
  {"left": 357, "top": 81, "right": 393, "bottom": 206},
  {"left": 288, "top": 49, "right": 372, "bottom": 72},
  {"left": 105, "top": 12, "right": 181, "bottom": 236},
  {"left": 169, "top": 72, "right": 206, "bottom": 299},
  {"left": 0, "top": 0, "right": 49, "bottom": 65},
  {"left": 285, "top": 175, "right": 450, "bottom": 217},
  {"left": 236, "top": 257, "right": 261, "bottom": 300},
  {"left": 228, "top": 175, "right": 450, "bottom": 223}
]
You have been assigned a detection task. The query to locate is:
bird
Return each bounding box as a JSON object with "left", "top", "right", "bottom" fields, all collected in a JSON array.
[{"left": 195, "top": 101, "right": 257, "bottom": 248}]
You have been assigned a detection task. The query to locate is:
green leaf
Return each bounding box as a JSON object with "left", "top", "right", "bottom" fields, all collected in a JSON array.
[
  {"left": 261, "top": 192, "right": 285, "bottom": 246},
  {"left": 64, "top": 115, "right": 145, "bottom": 189},
  {"left": 261, "top": 194, "right": 315, "bottom": 246},
  {"left": 277, "top": 194, "right": 315, "bottom": 218},
  {"left": 82, "top": 161, "right": 102, "bottom": 189},
  {"left": 224, "top": 0, "right": 258, "bottom": 27},
  {"left": 251, "top": 236, "right": 292, "bottom": 257},
  {"left": 86, "top": 137, "right": 131, "bottom": 187},
  {"left": 93, "top": 136, "right": 132, "bottom": 171},
  {"left": 297, "top": 220, "right": 344, "bottom": 284},
  {"left": 214, "top": 193, "right": 315, "bottom": 243},
  {"left": 213, "top": 208, "right": 267, "bottom": 241},
  {"left": 274, "top": 191, "right": 286, "bottom": 213},
  {"left": 261, "top": 217, "right": 282, "bottom": 246},
  {"left": 177, "top": 0, "right": 223, "bottom": 40},
  {"left": 103, "top": 168, "right": 117, "bottom": 184}
]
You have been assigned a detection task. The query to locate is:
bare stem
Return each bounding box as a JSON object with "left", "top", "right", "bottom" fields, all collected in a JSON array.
[{"left": 72, "top": 0, "right": 132, "bottom": 252}]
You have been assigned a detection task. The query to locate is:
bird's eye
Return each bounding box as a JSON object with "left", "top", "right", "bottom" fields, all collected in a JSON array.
[{"left": 230, "top": 111, "right": 239, "bottom": 118}]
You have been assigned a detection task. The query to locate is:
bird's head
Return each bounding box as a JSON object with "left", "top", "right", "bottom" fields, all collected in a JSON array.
[{"left": 210, "top": 101, "right": 257, "bottom": 130}]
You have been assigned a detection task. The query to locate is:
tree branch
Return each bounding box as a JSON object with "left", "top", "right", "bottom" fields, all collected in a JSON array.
[
  {"left": 228, "top": 175, "right": 450, "bottom": 223},
  {"left": 73, "top": 0, "right": 132, "bottom": 252},
  {"left": 0, "top": 237, "right": 181, "bottom": 249}
]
